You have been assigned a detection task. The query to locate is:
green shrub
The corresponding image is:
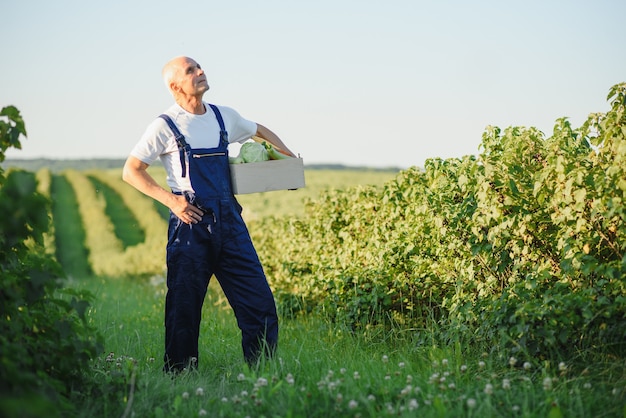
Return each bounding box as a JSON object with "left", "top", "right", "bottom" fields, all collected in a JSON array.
[
  {"left": 0, "top": 106, "right": 103, "bottom": 417},
  {"left": 253, "top": 83, "right": 626, "bottom": 358}
]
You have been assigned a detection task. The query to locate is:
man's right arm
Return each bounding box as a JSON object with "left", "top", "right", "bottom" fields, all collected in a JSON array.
[{"left": 122, "top": 156, "right": 203, "bottom": 224}]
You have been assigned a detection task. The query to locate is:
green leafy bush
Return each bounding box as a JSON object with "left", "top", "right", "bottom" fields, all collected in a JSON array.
[
  {"left": 253, "top": 83, "right": 626, "bottom": 358},
  {"left": 0, "top": 106, "right": 103, "bottom": 417}
]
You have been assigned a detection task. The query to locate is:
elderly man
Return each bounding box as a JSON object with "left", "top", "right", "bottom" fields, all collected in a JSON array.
[{"left": 123, "top": 56, "right": 295, "bottom": 372}]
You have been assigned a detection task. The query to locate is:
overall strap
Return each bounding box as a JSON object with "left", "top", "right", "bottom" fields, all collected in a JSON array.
[
  {"left": 159, "top": 114, "right": 189, "bottom": 178},
  {"left": 208, "top": 104, "right": 229, "bottom": 143}
]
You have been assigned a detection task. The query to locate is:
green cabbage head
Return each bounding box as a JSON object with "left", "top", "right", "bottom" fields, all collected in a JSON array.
[{"left": 239, "top": 141, "right": 269, "bottom": 163}]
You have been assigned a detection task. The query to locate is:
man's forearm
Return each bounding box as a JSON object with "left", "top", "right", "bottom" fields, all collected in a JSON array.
[{"left": 255, "top": 124, "right": 296, "bottom": 157}]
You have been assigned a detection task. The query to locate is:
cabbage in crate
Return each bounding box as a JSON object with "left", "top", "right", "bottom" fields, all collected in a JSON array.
[{"left": 230, "top": 141, "right": 268, "bottom": 164}]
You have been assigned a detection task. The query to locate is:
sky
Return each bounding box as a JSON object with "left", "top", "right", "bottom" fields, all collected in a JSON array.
[{"left": 2, "top": 0, "right": 625, "bottom": 169}]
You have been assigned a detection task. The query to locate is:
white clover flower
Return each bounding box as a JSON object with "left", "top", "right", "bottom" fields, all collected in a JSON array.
[
  {"left": 398, "top": 362, "right": 406, "bottom": 368},
  {"left": 543, "top": 377, "right": 553, "bottom": 390},
  {"left": 583, "top": 382, "right": 591, "bottom": 389},
  {"left": 195, "top": 387, "right": 204, "bottom": 396},
  {"left": 523, "top": 362, "right": 532, "bottom": 370},
  {"left": 442, "top": 358, "right": 449, "bottom": 367},
  {"left": 237, "top": 373, "right": 246, "bottom": 381},
  {"left": 382, "top": 355, "right": 389, "bottom": 363},
  {"left": 385, "top": 374, "right": 391, "bottom": 380},
  {"left": 182, "top": 392, "right": 190, "bottom": 399},
  {"left": 348, "top": 400, "right": 358, "bottom": 409},
  {"left": 512, "top": 405, "right": 520, "bottom": 412},
  {"left": 221, "top": 397, "right": 228, "bottom": 403},
  {"left": 241, "top": 390, "right": 248, "bottom": 397},
  {"left": 467, "top": 398, "right": 477, "bottom": 409},
  {"left": 509, "top": 357, "right": 517, "bottom": 367},
  {"left": 198, "top": 409, "right": 207, "bottom": 416},
  {"left": 148, "top": 357, "right": 155, "bottom": 363},
  {"left": 353, "top": 371, "right": 360, "bottom": 380},
  {"left": 409, "top": 398, "right": 419, "bottom": 411},
  {"left": 406, "top": 374, "right": 413, "bottom": 383},
  {"left": 336, "top": 393, "right": 343, "bottom": 403},
  {"left": 448, "top": 383, "right": 456, "bottom": 390},
  {"left": 286, "top": 373, "right": 295, "bottom": 385},
  {"left": 484, "top": 383, "right": 494, "bottom": 395},
  {"left": 478, "top": 361, "right": 486, "bottom": 369},
  {"left": 558, "top": 362, "right": 567, "bottom": 372},
  {"left": 256, "top": 377, "right": 268, "bottom": 387},
  {"left": 502, "top": 379, "right": 511, "bottom": 390},
  {"left": 340, "top": 368, "right": 347, "bottom": 375},
  {"left": 460, "top": 364, "right": 468, "bottom": 372},
  {"left": 400, "top": 385, "right": 412, "bottom": 396},
  {"left": 367, "top": 394, "right": 376, "bottom": 401}
]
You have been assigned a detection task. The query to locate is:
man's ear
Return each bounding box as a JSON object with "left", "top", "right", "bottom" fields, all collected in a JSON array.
[{"left": 169, "top": 81, "right": 180, "bottom": 94}]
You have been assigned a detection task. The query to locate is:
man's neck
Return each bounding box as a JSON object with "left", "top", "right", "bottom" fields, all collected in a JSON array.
[{"left": 177, "top": 96, "right": 206, "bottom": 115}]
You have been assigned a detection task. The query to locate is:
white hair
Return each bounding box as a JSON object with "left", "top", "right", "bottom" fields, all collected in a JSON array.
[{"left": 161, "top": 56, "right": 185, "bottom": 94}]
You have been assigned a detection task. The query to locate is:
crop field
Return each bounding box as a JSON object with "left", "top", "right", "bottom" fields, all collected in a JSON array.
[{"left": 46, "top": 167, "right": 398, "bottom": 278}]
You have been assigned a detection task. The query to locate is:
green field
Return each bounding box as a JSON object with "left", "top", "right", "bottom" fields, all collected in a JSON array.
[
  {"left": 3, "top": 159, "right": 625, "bottom": 417},
  {"left": 34, "top": 165, "right": 621, "bottom": 417}
]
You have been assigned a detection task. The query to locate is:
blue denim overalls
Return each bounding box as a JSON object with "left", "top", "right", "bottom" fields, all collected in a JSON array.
[{"left": 159, "top": 104, "right": 278, "bottom": 371}]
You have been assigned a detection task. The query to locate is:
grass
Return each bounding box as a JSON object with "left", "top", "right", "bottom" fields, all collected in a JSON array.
[
  {"left": 50, "top": 173, "right": 91, "bottom": 277},
  {"left": 69, "top": 276, "right": 625, "bottom": 417}
]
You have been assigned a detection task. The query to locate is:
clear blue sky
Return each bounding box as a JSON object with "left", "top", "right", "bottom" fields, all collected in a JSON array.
[{"left": 2, "top": 0, "right": 625, "bottom": 168}]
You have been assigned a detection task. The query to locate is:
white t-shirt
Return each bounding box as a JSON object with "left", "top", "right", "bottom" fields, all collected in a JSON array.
[{"left": 131, "top": 102, "right": 257, "bottom": 192}]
